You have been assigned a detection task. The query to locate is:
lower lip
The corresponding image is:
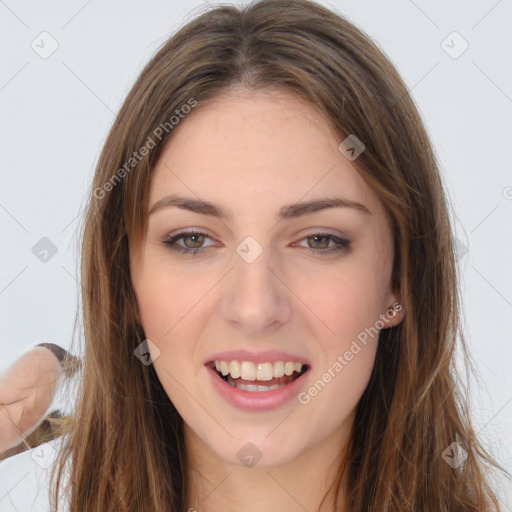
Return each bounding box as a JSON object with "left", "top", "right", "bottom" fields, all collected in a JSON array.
[{"left": 206, "top": 365, "right": 310, "bottom": 412}]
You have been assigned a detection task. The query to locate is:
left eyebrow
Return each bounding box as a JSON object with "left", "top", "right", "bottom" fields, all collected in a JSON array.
[{"left": 148, "top": 193, "right": 372, "bottom": 219}]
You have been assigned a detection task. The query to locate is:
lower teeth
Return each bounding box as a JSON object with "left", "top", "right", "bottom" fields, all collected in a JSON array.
[
  {"left": 227, "top": 381, "right": 287, "bottom": 392},
  {"left": 220, "top": 370, "right": 304, "bottom": 392}
]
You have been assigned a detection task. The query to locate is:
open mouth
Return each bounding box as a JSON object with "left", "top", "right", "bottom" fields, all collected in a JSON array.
[{"left": 206, "top": 361, "right": 310, "bottom": 392}]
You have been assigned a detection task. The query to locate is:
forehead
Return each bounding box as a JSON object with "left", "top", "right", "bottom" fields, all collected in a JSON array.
[{"left": 148, "top": 90, "right": 383, "bottom": 222}]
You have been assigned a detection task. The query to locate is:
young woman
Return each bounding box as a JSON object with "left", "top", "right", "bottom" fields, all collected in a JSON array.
[{"left": 1, "top": 0, "right": 508, "bottom": 510}]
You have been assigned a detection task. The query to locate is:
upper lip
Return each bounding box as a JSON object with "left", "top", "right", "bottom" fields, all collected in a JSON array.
[{"left": 205, "top": 349, "right": 311, "bottom": 367}]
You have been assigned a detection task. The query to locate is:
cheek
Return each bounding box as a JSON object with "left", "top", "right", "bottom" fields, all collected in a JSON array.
[
  {"left": 135, "top": 260, "right": 208, "bottom": 340},
  {"left": 134, "top": 266, "right": 202, "bottom": 408},
  {"left": 293, "top": 258, "right": 385, "bottom": 405},
  {"left": 133, "top": 257, "right": 215, "bottom": 388},
  {"left": 294, "top": 259, "right": 387, "bottom": 344}
]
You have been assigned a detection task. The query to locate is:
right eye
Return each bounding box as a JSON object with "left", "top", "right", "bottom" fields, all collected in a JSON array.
[{"left": 162, "top": 230, "right": 216, "bottom": 255}]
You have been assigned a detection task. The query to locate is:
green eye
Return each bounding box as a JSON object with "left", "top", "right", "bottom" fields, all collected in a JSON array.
[{"left": 162, "top": 231, "right": 351, "bottom": 256}]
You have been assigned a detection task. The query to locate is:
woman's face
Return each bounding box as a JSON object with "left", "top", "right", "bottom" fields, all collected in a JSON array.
[{"left": 130, "top": 89, "right": 404, "bottom": 468}]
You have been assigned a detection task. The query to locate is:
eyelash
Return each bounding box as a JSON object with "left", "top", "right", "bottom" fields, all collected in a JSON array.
[{"left": 161, "top": 230, "right": 351, "bottom": 256}]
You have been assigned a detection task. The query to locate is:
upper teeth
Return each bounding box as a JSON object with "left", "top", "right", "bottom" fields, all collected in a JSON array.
[{"left": 214, "top": 360, "right": 304, "bottom": 381}]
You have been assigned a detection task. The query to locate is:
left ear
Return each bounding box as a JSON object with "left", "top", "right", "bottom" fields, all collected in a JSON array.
[{"left": 381, "top": 290, "right": 405, "bottom": 329}]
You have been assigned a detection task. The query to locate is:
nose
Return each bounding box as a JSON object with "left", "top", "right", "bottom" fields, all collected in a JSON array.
[{"left": 219, "top": 247, "right": 292, "bottom": 334}]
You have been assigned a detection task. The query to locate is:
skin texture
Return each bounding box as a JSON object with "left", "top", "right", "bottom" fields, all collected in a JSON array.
[
  {"left": 0, "top": 347, "right": 62, "bottom": 455},
  {"left": 129, "top": 88, "right": 404, "bottom": 512}
]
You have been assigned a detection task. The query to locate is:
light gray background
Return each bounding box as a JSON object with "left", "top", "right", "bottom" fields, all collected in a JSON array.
[{"left": 1, "top": 0, "right": 511, "bottom": 507}]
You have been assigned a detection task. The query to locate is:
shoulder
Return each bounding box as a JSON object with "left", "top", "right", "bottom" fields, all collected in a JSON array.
[{"left": 0, "top": 435, "right": 71, "bottom": 512}]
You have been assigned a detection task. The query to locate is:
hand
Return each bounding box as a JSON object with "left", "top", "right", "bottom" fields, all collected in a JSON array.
[{"left": 0, "top": 346, "right": 63, "bottom": 454}]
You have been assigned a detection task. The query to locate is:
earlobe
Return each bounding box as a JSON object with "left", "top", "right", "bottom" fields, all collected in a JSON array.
[
  {"left": 381, "top": 287, "right": 404, "bottom": 328},
  {"left": 384, "top": 300, "right": 404, "bottom": 328}
]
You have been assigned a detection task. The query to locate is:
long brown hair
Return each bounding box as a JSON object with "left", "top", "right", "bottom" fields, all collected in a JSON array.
[{"left": 49, "top": 1, "right": 509, "bottom": 510}]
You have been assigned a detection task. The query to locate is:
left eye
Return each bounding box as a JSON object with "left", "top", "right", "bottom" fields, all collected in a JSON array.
[
  {"left": 162, "top": 231, "right": 351, "bottom": 256},
  {"left": 294, "top": 233, "right": 351, "bottom": 254}
]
